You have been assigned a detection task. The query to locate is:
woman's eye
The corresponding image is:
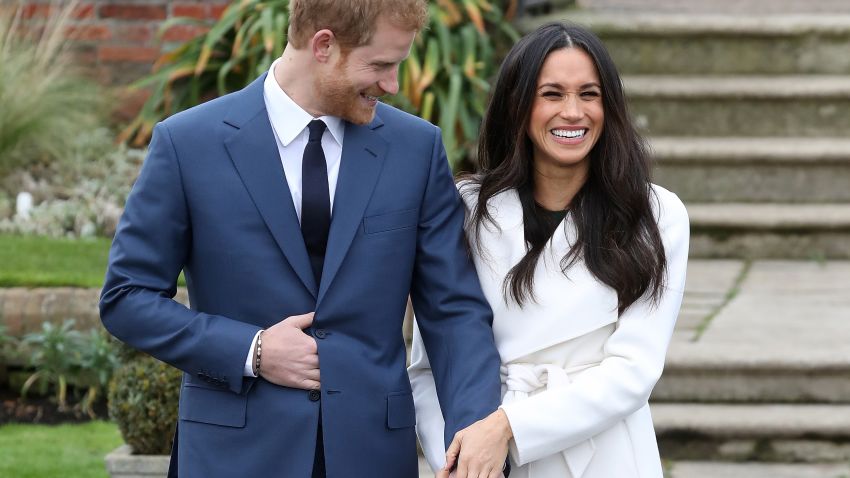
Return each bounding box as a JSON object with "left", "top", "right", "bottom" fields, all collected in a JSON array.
[
  {"left": 542, "top": 91, "right": 562, "bottom": 99},
  {"left": 581, "top": 91, "right": 601, "bottom": 98}
]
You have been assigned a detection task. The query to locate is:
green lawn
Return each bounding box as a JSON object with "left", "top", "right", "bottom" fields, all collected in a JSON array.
[
  {"left": 0, "top": 234, "right": 185, "bottom": 288},
  {"left": 0, "top": 235, "right": 112, "bottom": 287},
  {"left": 0, "top": 421, "right": 123, "bottom": 478}
]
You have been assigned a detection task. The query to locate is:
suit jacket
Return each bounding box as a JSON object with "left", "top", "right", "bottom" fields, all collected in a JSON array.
[
  {"left": 100, "top": 73, "right": 502, "bottom": 478},
  {"left": 410, "top": 183, "right": 689, "bottom": 477}
]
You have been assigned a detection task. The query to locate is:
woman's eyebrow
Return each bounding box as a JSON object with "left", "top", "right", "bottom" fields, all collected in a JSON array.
[{"left": 537, "top": 82, "right": 601, "bottom": 90}]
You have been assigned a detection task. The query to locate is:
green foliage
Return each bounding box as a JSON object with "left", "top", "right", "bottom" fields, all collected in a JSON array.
[
  {"left": 18, "top": 319, "right": 120, "bottom": 417},
  {"left": 108, "top": 353, "right": 181, "bottom": 455},
  {"left": 0, "top": 324, "right": 18, "bottom": 365},
  {"left": 0, "top": 421, "right": 123, "bottom": 478},
  {"left": 75, "top": 330, "right": 122, "bottom": 416},
  {"left": 0, "top": 1, "right": 102, "bottom": 178},
  {"left": 0, "top": 128, "right": 145, "bottom": 238},
  {"left": 20, "top": 319, "right": 84, "bottom": 409},
  {"left": 122, "top": 0, "right": 519, "bottom": 168}
]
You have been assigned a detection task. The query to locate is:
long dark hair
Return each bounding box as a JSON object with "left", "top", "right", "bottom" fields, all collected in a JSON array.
[{"left": 464, "top": 22, "right": 666, "bottom": 315}]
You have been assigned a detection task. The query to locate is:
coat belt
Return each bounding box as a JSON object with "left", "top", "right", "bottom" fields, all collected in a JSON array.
[{"left": 501, "top": 362, "right": 598, "bottom": 478}]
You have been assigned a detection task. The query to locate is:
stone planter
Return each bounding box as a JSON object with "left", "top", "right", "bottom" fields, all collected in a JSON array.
[{"left": 104, "top": 445, "right": 169, "bottom": 478}]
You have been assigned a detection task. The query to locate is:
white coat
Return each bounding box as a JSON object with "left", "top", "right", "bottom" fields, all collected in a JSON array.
[{"left": 409, "top": 183, "right": 690, "bottom": 478}]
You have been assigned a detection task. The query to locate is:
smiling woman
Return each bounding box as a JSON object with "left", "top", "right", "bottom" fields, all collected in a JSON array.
[{"left": 410, "top": 22, "right": 690, "bottom": 478}]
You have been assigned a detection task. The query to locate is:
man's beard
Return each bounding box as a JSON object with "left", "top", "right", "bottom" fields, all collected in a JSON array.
[{"left": 314, "top": 63, "right": 379, "bottom": 125}]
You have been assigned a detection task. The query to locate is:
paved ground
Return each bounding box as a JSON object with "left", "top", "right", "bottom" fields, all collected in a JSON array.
[
  {"left": 418, "top": 259, "right": 850, "bottom": 477},
  {"left": 668, "top": 260, "right": 850, "bottom": 365}
]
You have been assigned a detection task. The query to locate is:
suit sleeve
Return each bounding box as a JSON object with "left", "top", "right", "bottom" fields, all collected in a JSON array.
[
  {"left": 99, "top": 122, "right": 260, "bottom": 394},
  {"left": 499, "top": 191, "right": 690, "bottom": 465},
  {"left": 408, "top": 127, "right": 502, "bottom": 449}
]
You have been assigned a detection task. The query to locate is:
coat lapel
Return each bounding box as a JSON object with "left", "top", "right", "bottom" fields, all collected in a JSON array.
[
  {"left": 318, "top": 117, "right": 388, "bottom": 303},
  {"left": 223, "top": 74, "right": 318, "bottom": 298}
]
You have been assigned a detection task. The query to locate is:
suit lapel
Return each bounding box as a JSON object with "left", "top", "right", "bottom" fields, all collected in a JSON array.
[
  {"left": 223, "top": 74, "right": 318, "bottom": 298},
  {"left": 318, "top": 117, "right": 388, "bottom": 303}
]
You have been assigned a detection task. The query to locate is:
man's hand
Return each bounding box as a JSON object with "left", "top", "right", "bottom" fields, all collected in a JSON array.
[
  {"left": 258, "top": 312, "right": 320, "bottom": 390},
  {"left": 437, "top": 409, "right": 512, "bottom": 478}
]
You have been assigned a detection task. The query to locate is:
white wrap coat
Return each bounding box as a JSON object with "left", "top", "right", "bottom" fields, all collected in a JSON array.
[{"left": 409, "top": 184, "right": 690, "bottom": 478}]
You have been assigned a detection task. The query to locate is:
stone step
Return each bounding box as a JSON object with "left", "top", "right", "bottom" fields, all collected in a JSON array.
[
  {"left": 521, "top": 12, "right": 850, "bottom": 75},
  {"left": 686, "top": 203, "right": 850, "bottom": 258},
  {"left": 659, "top": 261, "right": 850, "bottom": 401},
  {"left": 624, "top": 75, "right": 850, "bottom": 137},
  {"left": 653, "top": 403, "right": 850, "bottom": 463},
  {"left": 653, "top": 347, "right": 850, "bottom": 403},
  {"left": 667, "top": 461, "right": 850, "bottom": 478},
  {"left": 651, "top": 137, "right": 850, "bottom": 203}
]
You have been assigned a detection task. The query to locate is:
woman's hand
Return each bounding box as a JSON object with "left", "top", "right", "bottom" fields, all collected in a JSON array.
[{"left": 437, "top": 409, "right": 513, "bottom": 478}]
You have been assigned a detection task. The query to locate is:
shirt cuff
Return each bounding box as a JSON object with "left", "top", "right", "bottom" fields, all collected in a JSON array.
[{"left": 243, "top": 330, "right": 263, "bottom": 377}]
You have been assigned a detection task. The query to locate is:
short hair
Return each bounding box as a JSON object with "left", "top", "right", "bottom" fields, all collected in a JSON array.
[{"left": 288, "top": 0, "right": 428, "bottom": 50}]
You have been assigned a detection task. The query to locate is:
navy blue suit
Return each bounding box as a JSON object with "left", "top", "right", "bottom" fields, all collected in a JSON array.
[{"left": 100, "top": 74, "right": 502, "bottom": 477}]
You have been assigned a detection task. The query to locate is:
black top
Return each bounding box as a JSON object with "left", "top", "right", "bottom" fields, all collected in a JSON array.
[
  {"left": 536, "top": 204, "right": 567, "bottom": 223},
  {"left": 534, "top": 202, "right": 568, "bottom": 240}
]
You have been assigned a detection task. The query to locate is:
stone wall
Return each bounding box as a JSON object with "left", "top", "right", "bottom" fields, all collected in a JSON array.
[{"left": 0, "top": 287, "right": 189, "bottom": 340}]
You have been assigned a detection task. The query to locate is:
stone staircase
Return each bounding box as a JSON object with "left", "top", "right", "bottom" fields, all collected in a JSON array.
[{"left": 522, "top": 3, "right": 850, "bottom": 477}]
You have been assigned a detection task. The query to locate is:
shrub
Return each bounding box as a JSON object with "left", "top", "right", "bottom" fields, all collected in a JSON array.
[
  {"left": 108, "top": 351, "right": 181, "bottom": 455},
  {"left": 20, "top": 319, "right": 83, "bottom": 410},
  {"left": 75, "top": 330, "right": 122, "bottom": 417},
  {"left": 0, "top": 324, "right": 17, "bottom": 363},
  {"left": 0, "top": 128, "right": 145, "bottom": 238},
  {"left": 0, "top": 192, "right": 11, "bottom": 220},
  {"left": 17, "top": 319, "right": 121, "bottom": 416},
  {"left": 0, "top": 0, "right": 102, "bottom": 178},
  {"left": 121, "top": 0, "right": 519, "bottom": 168}
]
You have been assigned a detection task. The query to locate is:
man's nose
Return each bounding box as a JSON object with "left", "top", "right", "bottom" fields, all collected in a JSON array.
[{"left": 378, "top": 68, "right": 400, "bottom": 96}]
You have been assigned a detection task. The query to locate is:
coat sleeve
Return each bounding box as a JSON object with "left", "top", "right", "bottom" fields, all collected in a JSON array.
[
  {"left": 99, "top": 122, "right": 260, "bottom": 394},
  {"left": 499, "top": 190, "right": 690, "bottom": 465},
  {"left": 408, "top": 319, "right": 448, "bottom": 472},
  {"left": 408, "top": 127, "right": 502, "bottom": 450}
]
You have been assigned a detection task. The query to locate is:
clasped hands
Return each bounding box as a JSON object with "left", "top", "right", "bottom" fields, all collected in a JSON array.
[
  {"left": 437, "top": 409, "right": 513, "bottom": 478},
  {"left": 257, "top": 312, "right": 321, "bottom": 390}
]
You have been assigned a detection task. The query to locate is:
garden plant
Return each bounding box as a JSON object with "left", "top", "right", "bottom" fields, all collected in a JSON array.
[
  {"left": 122, "top": 0, "right": 519, "bottom": 168},
  {"left": 108, "top": 349, "right": 182, "bottom": 455},
  {"left": 0, "top": 0, "right": 101, "bottom": 177}
]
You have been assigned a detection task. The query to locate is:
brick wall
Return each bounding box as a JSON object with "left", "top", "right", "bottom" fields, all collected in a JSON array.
[{"left": 16, "top": 0, "right": 232, "bottom": 121}]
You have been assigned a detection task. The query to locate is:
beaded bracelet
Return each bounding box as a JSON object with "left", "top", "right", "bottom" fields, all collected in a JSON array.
[{"left": 253, "top": 330, "right": 264, "bottom": 376}]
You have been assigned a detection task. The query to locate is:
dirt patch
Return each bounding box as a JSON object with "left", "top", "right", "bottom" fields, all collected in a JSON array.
[{"left": 0, "top": 386, "right": 109, "bottom": 425}]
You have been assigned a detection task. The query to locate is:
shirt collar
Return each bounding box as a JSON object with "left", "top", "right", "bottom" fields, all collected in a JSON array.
[{"left": 263, "top": 58, "right": 345, "bottom": 147}]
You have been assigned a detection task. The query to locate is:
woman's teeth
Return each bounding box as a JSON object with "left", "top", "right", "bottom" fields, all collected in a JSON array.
[{"left": 552, "top": 129, "right": 586, "bottom": 138}]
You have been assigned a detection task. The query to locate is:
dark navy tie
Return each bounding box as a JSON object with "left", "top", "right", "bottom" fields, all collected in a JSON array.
[{"left": 301, "top": 120, "right": 330, "bottom": 285}]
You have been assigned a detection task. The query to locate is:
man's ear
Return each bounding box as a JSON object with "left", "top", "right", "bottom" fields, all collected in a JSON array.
[{"left": 311, "top": 29, "right": 336, "bottom": 63}]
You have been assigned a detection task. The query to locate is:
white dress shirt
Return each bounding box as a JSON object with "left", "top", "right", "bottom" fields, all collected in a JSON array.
[{"left": 243, "top": 59, "right": 347, "bottom": 376}]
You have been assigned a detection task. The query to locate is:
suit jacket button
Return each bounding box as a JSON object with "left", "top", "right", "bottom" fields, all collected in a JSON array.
[
  {"left": 314, "top": 329, "right": 327, "bottom": 339},
  {"left": 308, "top": 390, "right": 321, "bottom": 401}
]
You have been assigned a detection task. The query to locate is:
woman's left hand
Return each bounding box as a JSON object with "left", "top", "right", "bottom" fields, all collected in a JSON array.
[{"left": 437, "top": 409, "right": 513, "bottom": 478}]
